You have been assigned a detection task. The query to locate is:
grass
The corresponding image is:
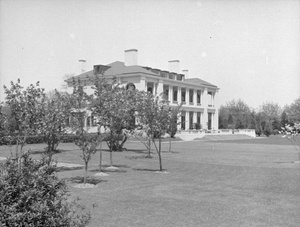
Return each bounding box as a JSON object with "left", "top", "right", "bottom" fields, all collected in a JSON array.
[{"left": 0, "top": 137, "right": 300, "bottom": 227}]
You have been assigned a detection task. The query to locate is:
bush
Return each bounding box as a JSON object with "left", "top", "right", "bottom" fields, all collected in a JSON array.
[
  {"left": 194, "top": 123, "right": 201, "bottom": 130},
  {"left": 0, "top": 154, "right": 91, "bottom": 226}
]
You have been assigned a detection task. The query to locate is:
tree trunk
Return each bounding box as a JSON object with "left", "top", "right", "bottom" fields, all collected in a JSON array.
[
  {"left": 169, "top": 135, "right": 171, "bottom": 152},
  {"left": 84, "top": 162, "right": 88, "bottom": 185},
  {"left": 147, "top": 138, "right": 151, "bottom": 157},
  {"left": 158, "top": 137, "right": 162, "bottom": 171},
  {"left": 118, "top": 135, "right": 128, "bottom": 151},
  {"left": 109, "top": 131, "right": 114, "bottom": 166},
  {"left": 99, "top": 141, "right": 102, "bottom": 172}
]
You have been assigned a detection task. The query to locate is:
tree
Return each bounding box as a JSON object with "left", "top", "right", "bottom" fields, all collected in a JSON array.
[
  {"left": 255, "top": 112, "right": 263, "bottom": 136},
  {"left": 91, "top": 76, "right": 112, "bottom": 172},
  {"left": 70, "top": 80, "right": 99, "bottom": 185},
  {"left": 259, "top": 102, "right": 282, "bottom": 134},
  {"left": 285, "top": 97, "right": 300, "bottom": 123},
  {"left": 3, "top": 79, "right": 46, "bottom": 161},
  {"left": 218, "top": 106, "right": 229, "bottom": 129},
  {"left": 138, "top": 92, "right": 170, "bottom": 171},
  {"left": 281, "top": 111, "right": 289, "bottom": 127},
  {"left": 167, "top": 105, "right": 181, "bottom": 152},
  {"left": 39, "top": 90, "right": 71, "bottom": 163},
  {"left": 93, "top": 78, "right": 137, "bottom": 166},
  {"left": 219, "top": 99, "right": 251, "bottom": 129}
]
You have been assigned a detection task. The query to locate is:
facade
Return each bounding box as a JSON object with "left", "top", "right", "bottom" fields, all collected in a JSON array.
[{"left": 66, "top": 49, "right": 219, "bottom": 131}]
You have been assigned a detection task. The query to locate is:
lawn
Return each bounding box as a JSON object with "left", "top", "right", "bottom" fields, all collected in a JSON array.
[{"left": 1, "top": 137, "right": 300, "bottom": 227}]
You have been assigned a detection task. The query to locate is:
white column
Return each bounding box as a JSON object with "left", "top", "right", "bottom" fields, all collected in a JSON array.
[
  {"left": 214, "top": 109, "right": 219, "bottom": 130},
  {"left": 185, "top": 111, "right": 189, "bottom": 130},
  {"left": 186, "top": 89, "right": 190, "bottom": 106},
  {"left": 203, "top": 88, "right": 208, "bottom": 130},
  {"left": 193, "top": 89, "right": 197, "bottom": 106},
  {"left": 156, "top": 79, "right": 163, "bottom": 96},
  {"left": 136, "top": 77, "right": 146, "bottom": 91},
  {"left": 178, "top": 87, "right": 181, "bottom": 104}
]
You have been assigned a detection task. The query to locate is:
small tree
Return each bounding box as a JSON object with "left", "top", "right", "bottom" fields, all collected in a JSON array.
[
  {"left": 75, "top": 132, "right": 100, "bottom": 184},
  {"left": 138, "top": 92, "right": 170, "bottom": 171},
  {"left": 167, "top": 105, "right": 181, "bottom": 152},
  {"left": 3, "top": 79, "right": 45, "bottom": 161},
  {"left": 40, "top": 90, "right": 71, "bottom": 164},
  {"left": 93, "top": 78, "right": 137, "bottom": 166},
  {"left": 70, "top": 81, "right": 99, "bottom": 185}
]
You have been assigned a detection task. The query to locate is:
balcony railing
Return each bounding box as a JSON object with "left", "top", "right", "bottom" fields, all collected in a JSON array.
[{"left": 208, "top": 104, "right": 214, "bottom": 107}]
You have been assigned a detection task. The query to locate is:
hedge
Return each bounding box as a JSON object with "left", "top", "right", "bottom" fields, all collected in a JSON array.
[{"left": 0, "top": 133, "right": 123, "bottom": 146}]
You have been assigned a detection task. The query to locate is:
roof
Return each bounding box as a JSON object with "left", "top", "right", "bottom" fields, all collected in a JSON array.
[
  {"left": 185, "top": 78, "right": 217, "bottom": 88},
  {"left": 67, "top": 61, "right": 218, "bottom": 88},
  {"left": 66, "top": 61, "right": 158, "bottom": 83}
]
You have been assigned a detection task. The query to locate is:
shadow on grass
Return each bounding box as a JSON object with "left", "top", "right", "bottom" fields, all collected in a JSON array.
[
  {"left": 56, "top": 166, "right": 83, "bottom": 172},
  {"left": 127, "top": 149, "right": 149, "bottom": 154},
  {"left": 30, "top": 149, "right": 71, "bottom": 155},
  {"left": 126, "top": 155, "right": 154, "bottom": 160},
  {"left": 89, "top": 166, "right": 127, "bottom": 173},
  {"left": 66, "top": 176, "right": 107, "bottom": 185},
  {"left": 133, "top": 168, "right": 167, "bottom": 172},
  {"left": 161, "top": 150, "right": 180, "bottom": 154}
]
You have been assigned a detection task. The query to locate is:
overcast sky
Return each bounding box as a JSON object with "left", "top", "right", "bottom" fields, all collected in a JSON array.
[{"left": 1, "top": 0, "right": 299, "bottom": 109}]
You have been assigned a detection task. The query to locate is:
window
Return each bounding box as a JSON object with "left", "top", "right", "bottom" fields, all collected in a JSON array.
[
  {"left": 163, "top": 85, "right": 169, "bottom": 100},
  {"left": 164, "top": 89, "right": 169, "bottom": 100},
  {"left": 189, "top": 89, "right": 193, "bottom": 103},
  {"left": 181, "top": 88, "right": 186, "bottom": 103},
  {"left": 173, "top": 87, "right": 178, "bottom": 102},
  {"left": 147, "top": 82, "right": 154, "bottom": 94},
  {"left": 197, "top": 90, "right": 201, "bottom": 104},
  {"left": 197, "top": 112, "right": 201, "bottom": 124}
]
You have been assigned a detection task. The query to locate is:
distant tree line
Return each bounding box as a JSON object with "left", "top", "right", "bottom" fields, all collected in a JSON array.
[{"left": 219, "top": 98, "right": 300, "bottom": 136}]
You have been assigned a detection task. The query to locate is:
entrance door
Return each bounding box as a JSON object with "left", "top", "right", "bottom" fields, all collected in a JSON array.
[
  {"left": 208, "top": 113, "right": 212, "bottom": 130},
  {"left": 189, "top": 111, "right": 193, "bottom": 129},
  {"left": 181, "top": 112, "right": 186, "bottom": 130}
]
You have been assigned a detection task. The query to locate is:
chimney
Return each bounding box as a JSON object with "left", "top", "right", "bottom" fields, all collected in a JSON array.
[
  {"left": 124, "top": 49, "right": 138, "bottom": 66},
  {"left": 168, "top": 60, "right": 180, "bottom": 73},
  {"left": 182, "top": 69, "right": 189, "bottom": 79},
  {"left": 79, "top": 59, "right": 86, "bottom": 73}
]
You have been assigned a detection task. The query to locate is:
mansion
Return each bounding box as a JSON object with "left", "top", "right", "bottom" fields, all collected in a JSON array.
[{"left": 66, "top": 49, "right": 219, "bottom": 131}]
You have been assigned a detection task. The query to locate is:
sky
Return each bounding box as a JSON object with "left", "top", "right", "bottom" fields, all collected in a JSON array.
[{"left": 0, "top": 0, "right": 299, "bottom": 109}]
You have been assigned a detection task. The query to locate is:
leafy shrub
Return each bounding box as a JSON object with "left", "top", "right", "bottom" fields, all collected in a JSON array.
[
  {"left": 0, "top": 154, "right": 91, "bottom": 226},
  {"left": 194, "top": 123, "right": 201, "bottom": 130}
]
